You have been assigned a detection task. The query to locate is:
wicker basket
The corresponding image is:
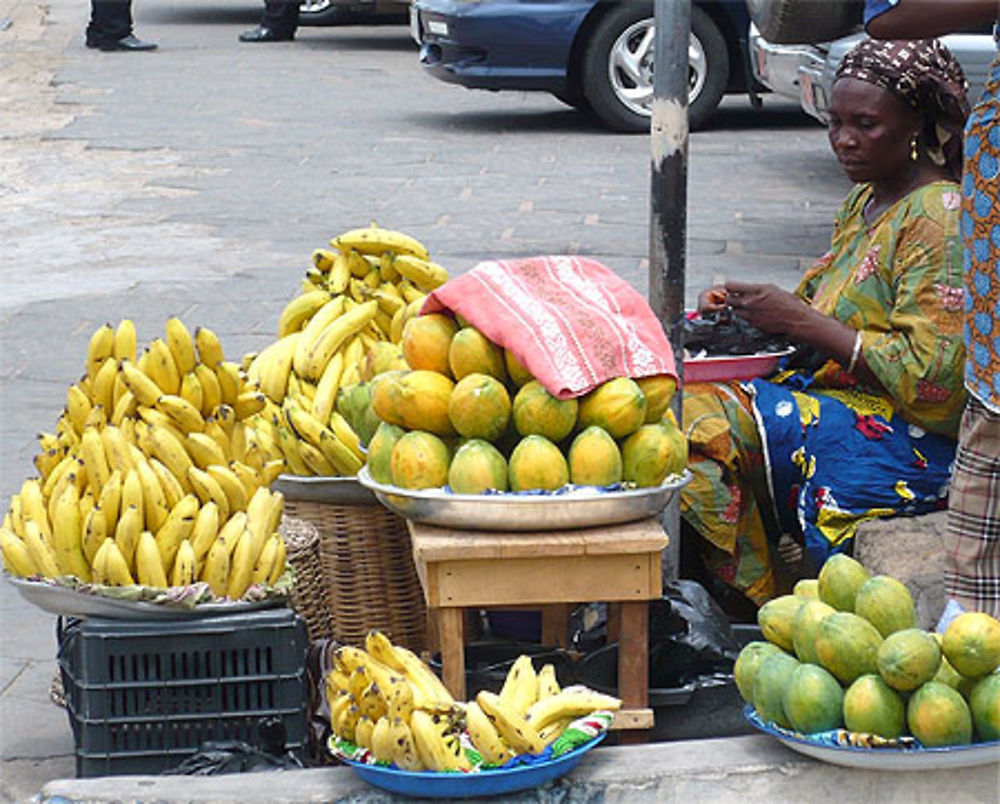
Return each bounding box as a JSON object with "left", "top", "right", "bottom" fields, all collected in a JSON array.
[
  {"left": 281, "top": 493, "right": 428, "bottom": 653},
  {"left": 280, "top": 517, "right": 334, "bottom": 643}
]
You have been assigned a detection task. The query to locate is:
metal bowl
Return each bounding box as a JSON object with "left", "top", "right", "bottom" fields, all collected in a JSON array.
[
  {"left": 356, "top": 466, "right": 691, "bottom": 532},
  {"left": 271, "top": 474, "right": 379, "bottom": 506}
]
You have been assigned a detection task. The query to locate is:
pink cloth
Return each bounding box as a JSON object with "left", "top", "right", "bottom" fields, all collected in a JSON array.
[{"left": 422, "top": 255, "right": 677, "bottom": 400}]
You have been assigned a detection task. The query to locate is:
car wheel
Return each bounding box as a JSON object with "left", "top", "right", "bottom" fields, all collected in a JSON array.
[
  {"left": 553, "top": 90, "right": 592, "bottom": 112},
  {"left": 580, "top": 3, "right": 729, "bottom": 133},
  {"left": 299, "top": 0, "right": 347, "bottom": 26}
]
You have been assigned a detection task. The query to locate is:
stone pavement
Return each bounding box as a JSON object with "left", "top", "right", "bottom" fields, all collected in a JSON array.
[{"left": 0, "top": 0, "right": 867, "bottom": 799}]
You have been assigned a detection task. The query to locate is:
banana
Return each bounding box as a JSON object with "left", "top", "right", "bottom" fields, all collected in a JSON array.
[
  {"left": 83, "top": 401, "right": 107, "bottom": 430},
  {"left": 97, "top": 470, "right": 123, "bottom": 529},
  {"left": 393, "top": 646, "right": 455, "bottom": 709},
  {"left": 146, "top": 338, "right": 182, "bottom": 395},
  {"left": 259, "top": 459, "right": 285, "bottom": 487},
  {"left": 385, "top": 674, "right": 414, "bottom": 721},
  {"left": 345, "top": 250, "right": 373, "bottom": 279},
  {"left": 537, "top": 717, "right": 574, "bottom": 746},
  {"left": 537, "top": 663, "right": 561, "bottom": 701},
  {"left": 278, "top": 290, "right": 333, "bottom": 338},
  {"left": 362, "top": 267, "right": 381, "bottom": 290},
  {"left": 233, "top": 391, "right": 266, "bottom": 420},
  {"left": 253, "top": 333, "right": 302, "bottom": 403},
  {"left": 82, "top": 506, "right": 108, "bottom": 565},
  {"left": 34, "top": 447, "right": 63, "bottom": 481},
  {"left": 135, "top": 529, "right": 168, "bottom": 587},
  {"left": 110, "top": 390, "right": 138, "bottom": 426},
  {"left": 0, "top": 527, "right": 37, "bottom": 577},
  {"left": 113, "top": 503, "right": 143, "bottom": 571},
  {"left": 18, "top": 478, "right": 52, "bottom": 547},
  {"left": 249, "top": 533, "right": 280, "bottom": 586},
  {"left": 179, "top": 371, "right": 204, "bottom": 413},
  {"left": 187, "top": 467, "right": 230, "bottom": 522},
  {"left": 499, "top": 655, "right": 538, "bottom": 718},
  {"left": 120, "top": 467, "right": 145, "bottom": 525},
  {"left": 327, "top": 253, "right": 351, "bottom": 294},
  {"left": 476, "top": 691, "right": 546, "bottom": 756},
  {"left": 86, "top": 323, "right": 115, "bottom": 379},
  {"left": 297, "top": 441, "right": 334, "bottom": 476},
  {"left": 364, "top": 631, "right": 408, "bottom": 674},
  {"left": 331, "top": 224, "right": 430, "bottom": 262},
  {"left": 50, "top": 482, "right": 90, "bottom": 581},
  {"left": 134, "top": 456, "right": 170, "bottom": 533},
  {"left": 410, "top": 709, "right": 461, "bottom": 772},
  {"left": 353, "top": 716, "right": 375, "bottom": 751},
  {"left": 205, "top": 464, "right": 248, "bottom": 513},
  {"left": 79, "top": 427, "right": 111, "bottom": 493},
  {"left": 145, "top": 424, "right": 195, "bottom": 494},
  {"left": 165, "top": 317, "right": 197, "bottom": 375},
  {"left": 99, "top": 538, "right": 134, "bottom": 586},
  {"left": 113, "top": 318, "right": 138, "bottom": 362},
  {"left": 65, "top": 384, "right": 93, "bottom": 437},
  {"left": 148, "top": 458, "right": 184, "bottom": 510},
  {"left": 171, "top": 539, "right": 197, "bottom": 586},
  {"left": 185, "top": 432, "right": 228, "bottom": 470},
  {"left": 283, "top": 401, "right": 361, "bottom": 475},
  {"left": 22, "top": 519, "right": 60, "bottom": 578},
  {"left": 194, "top": 326, "right": 225, "bottom": 369},
  {"left": 291, "top": 296, "right": 347, "bottom": 378},
  {"left": 188, "top": 500, "right": 220, "bottom": 562},
  {"left": 370, "top": 717, "right": 394, "bottom": 764},
  {"left": 300, "top": 301, "right": 379, "bottom": 383},
  {"left": 399, "top": 283, "right": 427, "bottom": 306},
  {"left": 388, "top": 717, "right": 424, "bottom": 771},
  {"left": 213, "top": 361, "right": 243, "bottom": 408},
  {"left": 225, "top": 529, "right": 257, "bottom": 600},
  {"left": 91, "top": 356, "right": 118, "bottom": 413},
  {"left": 195, "top": 363, "right": 224, "bottom": 416},
  {"left": 156, "top": 394, "right": 205, "bottom": 434},
  {"left": 523, "top": 687, "right": 623, "bottom": 731},
  {"left": 211, "top": 403, "right": 237, "bottom": 437},
  {"left": 373, "top": 309, "right": 394, "bottom": 340},
  {"left": 338, "top": 704, "right": 363, "bottom": 745},
  {"left": 229, "top": 461, "right": 260, "bottom": 499},
  {"left": 328, "top": 691, "right": 353, "bottom": 739},
  {"left": 465, "top": 700, "right": 514, "bottom": 766},
  {"left": 202, "top": 419, "right": 233, "bottom": 461},
  {"left": 120, "top": 359, "right": 162, "bottom": 408},
  {"left": 89, "top": 537, "right": 111, "bottom": 583},
  {"left": 200, "top": 535, "right": 231, "bottom": 597},
  {"left": 391, "top": 254, "right": 449, "bottom": 292},
  {"left": 46, "top": 466, "right": 84, "bottom": 526},
  {"left": 274, "top": 422, "right": 309, "bottom": 476},
  {"left": 267, "top": 532, "right": 286, "bottom": 585},
  {"left": 312, "top": 248, "right": 337, "bottom": 272},
  {"left": 101, "top": 425, "right": 134, "bottom": 474},
  {"left": 154, "top": 494, "right": 199, "bottom": 569},
  {"left": 329, "top": 412, "right": 364, "bottom": 462}
]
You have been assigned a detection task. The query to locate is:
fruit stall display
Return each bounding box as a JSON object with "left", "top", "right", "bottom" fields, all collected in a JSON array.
[
  {"left": 738, "top": 554, "right": 1000, "bottom": 748},
  {"left": 326, "top": 630, "right": 620, "bottom": 775}
]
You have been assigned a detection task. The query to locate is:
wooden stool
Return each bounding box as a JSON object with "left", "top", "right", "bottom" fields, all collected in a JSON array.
[{"left": 408, "top": 518, "right": 668, "bottom": 742}]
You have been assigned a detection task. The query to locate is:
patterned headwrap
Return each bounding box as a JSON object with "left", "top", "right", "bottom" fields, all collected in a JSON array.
[{"left": 834, "top": 38, "right": 970, "bottom": 180}]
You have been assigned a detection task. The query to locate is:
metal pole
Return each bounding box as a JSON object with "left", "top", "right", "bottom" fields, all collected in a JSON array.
[{"left": 650, "top": 0, "right": 689, "bottom": 584}]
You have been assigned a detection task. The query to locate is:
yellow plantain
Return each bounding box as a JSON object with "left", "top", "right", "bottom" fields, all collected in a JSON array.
[
  {"left": 113, "top": 504, "right": 143, "bottom": 571},
  {"left": 97, "top": 470, "right": 123, "bottom": 530},
  {"left": 369, "top": 717, "right": 394, "bottom": 764},
  {"left": 154, "top": 494, "right": 199, "bottom": 570},
  {"left": 465, "top": 700, "right": 515, "bottom": 766},
  {"left": 187, "top": 467, "right": 230, "bottom": 521},
  {"left": 86, "top": 323, "right": 115, "bottom": 379},
  {"left": 82, "top": 506, "right": 108, "bottom": 565},
  {"left": 146, "top": 338, "right": 182, "bottom": 395},
  {"left": 99, "top": 539, "right": 135, "bottom": 586},
  {"left": 278, "top": 290, "right": 333, "bottom": 338},
  {"left": 120, "top": 359, "right": 162, "bottom": 408},
  {"left": 179, "top": 370, "right": 204, "bottom": 413},
  {"left": 22, "top": 520, "right": 60, "bottom": 578},
  {"left": 194, "top": 326, "right": 225, "bottom": 369},
  {"left": 148, "top": 458, "right": 185, "bottom": 510},
  {"left": 112, "top": 318, "right": 137, "bottom": 362},
  {"left": 134, "top": 457, "right": 170, "bottom": 533},
  {"left": 188, "top": 500, "right": 220, "bottom": 563},
  {"left": 214, "top": 361, "right": 244, "bottom": 407},
  {"left": 185, "top": 432, "right": 228, "bottom": 470},
  {"left": 196, "top": 362, "right": 224, "bottom": 415},
  {"left": 523, "top": 688, "right": 622, "bottom": 731},
  {"left": 91, "top": 356, "right": 119, "bottom": 413},
  {"left": 225, "top": 529, "right": 257, "bottom": 600},
  {"left": 200, "top": 534, "right": 230, "bottom": 597},
  {"left": 390, "top": 254, "right": 449, "bottom": 292},
  {"left": 100, "top": 425, "right": 134, "bottom": 474},
  {"left": 331, "top": 224, "right": 430, "bottom": 261},
  {"left": 171, "top": 539, "right": 197, "bottom": 586},
  {"left": 156, "top": 394, "right": 205, "bottom": 434},
  {"left": 165, "top": 317, "right": 197, "bottom": 375},
  {"left": 476, "top": 691, "right": 546, "bottom": 756},
  {"left": 65, "top": 384, "right": 93, "bottom": 437},
  {"left": 0, "top": 527, "right": 37, "bottom": 577},
  {"left": 291, "top": 296, "right": 346, "bottom": 378},
  {"left": 498, "top": 655, "right": 538, "bottom": 718},
  {"left": 51, "top": 482, "right": 90, "bottom": 581},
  {"left": 135, "top": 529, "right": 168, "bottom": 587}
]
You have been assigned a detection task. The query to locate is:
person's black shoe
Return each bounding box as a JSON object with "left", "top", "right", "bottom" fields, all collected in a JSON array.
[
  {"left": 98, "top": 35, "right": 158, "bottom": 51},
  {"left": 238, "top": 25, "right": 294, "bottom": 42}
]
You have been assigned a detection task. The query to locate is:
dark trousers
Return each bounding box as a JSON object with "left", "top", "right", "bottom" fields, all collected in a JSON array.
[
  {"left": 261, "top": 0, "right": 299, "bottom": 36},
  {"left": 86, "top": 0, "right": 133, "bottom": 45}
]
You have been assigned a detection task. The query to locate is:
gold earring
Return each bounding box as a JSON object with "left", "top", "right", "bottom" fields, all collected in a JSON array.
[{"left": 910, "top": 135, "right": 919, "bottom": 162}]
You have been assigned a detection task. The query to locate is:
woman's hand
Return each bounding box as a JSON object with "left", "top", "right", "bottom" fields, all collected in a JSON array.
[
  {"left": 697, "top": 285, "right": 729, "bottom": 316},
  {"left": 725, "top": 281, "right": 811, "bottom": 336}
]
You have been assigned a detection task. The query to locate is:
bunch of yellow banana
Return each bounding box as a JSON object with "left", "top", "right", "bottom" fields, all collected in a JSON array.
[
  {"left": 324, "top": 632, "right": 622, "bottom": 771},
  {"left": 245, "top": 223, "right": 437, "bottom": 478},
  {"left": 1, "top": 318, "right": 289, "bottom": 599}
]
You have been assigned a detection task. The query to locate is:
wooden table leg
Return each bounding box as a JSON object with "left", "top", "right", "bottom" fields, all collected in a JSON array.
[
  {"left": 541, "top": 604, "right": 570, "bottom": 647},
  {"left": 437, "top": 607, "right": 466, "bottom": 701},
  {"left": 617, "top": 600, "right": 649, "bottom": 745}
]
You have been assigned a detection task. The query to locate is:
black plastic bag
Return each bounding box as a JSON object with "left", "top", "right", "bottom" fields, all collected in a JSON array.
[{"left": 162, "top": 718, "right": 307, "bottom": 776}]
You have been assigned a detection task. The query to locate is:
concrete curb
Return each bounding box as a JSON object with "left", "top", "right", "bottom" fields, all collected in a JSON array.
[{"left": 37, "top": 736, "right": 1000, "bottom": 803}]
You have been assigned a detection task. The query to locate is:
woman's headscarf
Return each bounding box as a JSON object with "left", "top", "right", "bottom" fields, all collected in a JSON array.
[{"left": 834, "top": 38, "right": 970, "bottom": 180}]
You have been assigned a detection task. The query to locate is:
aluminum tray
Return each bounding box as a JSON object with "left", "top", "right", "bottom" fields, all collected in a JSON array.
[
  {"left": 271, "top": 473, "right": 378, "bottom": 506},
  {"left": 356, "top": 466, "right": 691, "bottom": 532},
  {"left": 6, "top": 575, "right": 283, "bottom": 620}
]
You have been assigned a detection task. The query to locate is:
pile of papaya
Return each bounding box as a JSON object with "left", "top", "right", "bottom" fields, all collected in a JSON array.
[
  {"left": 362, "top": 312, "right": 687, "bottom": 493},
  {"left": 737, "top": 554, "right": 1000, "bottom": 747}
]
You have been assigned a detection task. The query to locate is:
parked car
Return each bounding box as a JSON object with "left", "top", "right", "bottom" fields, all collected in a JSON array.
[
  {"left": 410, "top": 0, "right": 763, "bottom": 132},
  {"left": 750, "top": 23, "right": 995, "bottom": 125},
  {"left": 300, "top": 0, "right": 408, "bottom": 28}
]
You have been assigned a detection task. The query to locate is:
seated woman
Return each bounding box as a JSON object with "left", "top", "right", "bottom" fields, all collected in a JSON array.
[{"left": 681, "top": 38, "right": 971, "bottom": 609}]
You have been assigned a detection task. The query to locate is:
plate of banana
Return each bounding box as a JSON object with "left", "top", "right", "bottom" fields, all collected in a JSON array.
[{"left": 326, "top": 631, "right": 618, "bottom": 797}]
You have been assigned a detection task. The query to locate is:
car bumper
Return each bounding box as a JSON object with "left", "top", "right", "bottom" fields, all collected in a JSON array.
[
  {"left": 411, "top": 0, "right": 595, "bottom": 92},
  {"left": 748, "top": 24, "right": 820, "bottom": 102}
]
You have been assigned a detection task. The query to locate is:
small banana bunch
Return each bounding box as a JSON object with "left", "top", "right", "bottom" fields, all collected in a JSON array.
[
  {"left": 244, "top": 223, "right": 443, "bottom": 478},
  {"left": 0, "top": 318, "right": 289, "bottom": 599},
  {"left": 325, "top": 632, "right": 622, "bottom": 771}
]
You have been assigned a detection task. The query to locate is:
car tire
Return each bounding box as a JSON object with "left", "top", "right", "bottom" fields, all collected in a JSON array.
[
  {"left": 747, "top": 0, "right": 863, "bottom": 44},
  {"left": 298, "top": 0, "right": 348, "bottom": 27},
  {"left": 580, "top": 3, "right": 729, "bottom": 133}
]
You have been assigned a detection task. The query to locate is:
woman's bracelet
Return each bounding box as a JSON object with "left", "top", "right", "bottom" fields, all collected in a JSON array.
[{"left": 847, "top": 331, "right": 863, "bottom": 374}]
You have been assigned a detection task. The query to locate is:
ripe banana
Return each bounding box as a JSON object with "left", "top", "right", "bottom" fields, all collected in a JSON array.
[
  {"left": 179, "top": 371, "right": 204, "bottom": 413},
  {"left": 329, "top": 412, "right": 364, "bottom": 462},
  {"left": 113, "top": 318, "right": 137, "bottom": 362},
  {"left": 154, "top": 494, "right": 199, "bottom": 569},
  {"left": 101, "top": 425, "right": 134, "bottom": 474},
  {"left": 120, "top": 359, "right": 162, "bottom": 408},
  {"left": 330, "top": 224, "right": 430, "bottom": 262},
  {"left": 97, "top": 538, "right": 135, "bottom": 586},
  {"left": 148, "top": 458, "right": 185, "bottom": 510},
  {"left": 120, "top": 467, "right": 145, "bottom": 525},
  {"left": 185, "top": 432, "right": 228, "bottom": 471},
  {"left": 171, "top": 539, "right": 197, "bottom": 586},
  {"left": 278, "top": 290, "right": 333, "bottom": 338},
  {"left": 233, "top": 391, "right": 266, "bottom": 420},
  {"left": 523, "top": 687, "right": 623, "bottom": 731},
  {"left": 537, "top": 717, "right": 574, "bottom": 746},
  {"left": 81, "top": 506, "right": 108, "bottom": 565},
  {"left": 0, "top": 527, "right": 37, "bottom": 577},
  {"left": 135, "top": 529, "right": 168, "bottom": 587},
  {"left": 249, "top": 533, "right": 280, "bottom": 586},
  {"left": 65, "top": 384, "right": 93, "bottom": 437},
  {"left": 476, "top": 691, "right": 546, "bottom": 756},
  {"left": 188, "top": 500, "right": 220, "bottom": 563},
  {"left": 252, "top": 333, "right": 301, "bottom": 403},
  {"left": 215, "top": 511, "right": 248, "bottom": 556},
  {"left": 298, "top": 300, "right": 378, "bottom": 382},
  {"left": 364, "top": 631, "right": 408, "bottom": 674},
  {"left": 51, "top": 482, "right": 90, "bottom": 581},
  {"left": 410, "top": 709, "right": 470, "bottom": 772},
  {"left": 194, "top": 326, "right": 225, "bottom": 369},
  {"left": 353, "top": 715, "right": 375, "bottom": 751},
  {"left": 393, "top": 646, "right": 455, "bottom": 709},
  {"left": 156, "top": 394, "right": 205, "bottom": 434},
  {"left": 275, "top": 422, "right": 311, "bottom": 476},
  {"left": 391, "top": 254, "right": 449, "bottom": 292},
  {"left": 200, "top": 534, "right": 231, "bottom": 597},
  {"left": 22, "top": 519, "right": 60, "bottom": 578},
  {"left": 214, "top": 361, "right": 244, "bottom": 408},
  {"left": 86, "top": 323, "right": 115, "bottom": 379},
  {"left": 195, "top": 363, "right": 224, "bottom": 416},
  {"left": 146, "top": 338, "right": 182, "bottom": 395},
  {"left": 18, "top": 479, "right": 52, "bottom": 546},
  {"left": 290, "top": 296, "right": 346, "bottom": 379},
  {"left": 267, "top": 530, "right": 286, "bottom": 585},
  {"left": 370, "top": 716, "right": 394, "bottom": 764},
  {"left": 110, "top": 390, "right": 138, "bottom": 425},
  {"left": 145, "top": 424, "right": 195, "bottom": 494},
  {"left": 165, "top": 317, "right": 197, "bottom": 375},
  {"left": 114, "top": 503, "right": 143, "bottom": 570},
  {"left": 91, "top": 356, "right": 118, "bottom": 413},
  {"left": 385, "top": 674, "right": 415, "bottom": 722},
  {"left": 465, "top": 700, "right": 514, "bottom": 766},
  {"left": 97, "top": 470, "right": 123, "bottom": 529},
  {"left": 205, "top": 464, "right": 248, "bottom": 513},
  {"left": 134, "top": 457, "right": 170, "bottom": 533},
  {"left": 537, "top": 663, "right": 561, "bottom": 701},
  {"left": 328, "top": 253, "right": 351, "bottom": 294},
  {"left": 298, "top": 442, "right": 335, "bottom": 476},
  {"left": 225, "top": 529, "right": 257, "bottom": 600},
  {"left": 357, "top": 681, "right": 388, "bottom": 722},
  {"left": 388, "top": 717, "right": 423, "bottom": 771},
  {"left": 499, "top": 654, "right": 538, "bottom": 718}
]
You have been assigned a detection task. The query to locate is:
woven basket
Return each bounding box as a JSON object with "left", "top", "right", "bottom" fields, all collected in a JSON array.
[
  {"left": 280, "top": 517, "right": 335, "bottom": 643},
  {"left": 282, "top": 495, "right": 428, "bottom": 653}
]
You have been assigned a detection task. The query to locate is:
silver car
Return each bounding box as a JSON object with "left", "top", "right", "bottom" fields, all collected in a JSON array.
[{"left": 750, "top": 23, "right": 995, "bottom": 124}]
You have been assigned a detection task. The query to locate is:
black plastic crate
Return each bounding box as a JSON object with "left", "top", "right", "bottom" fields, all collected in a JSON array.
[{"left": 58, "top": 608, "right": 309, "bottom": 777}]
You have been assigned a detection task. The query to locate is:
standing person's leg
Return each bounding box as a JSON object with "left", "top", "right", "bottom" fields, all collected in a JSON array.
[
  {"left": 239, "top": 0, "right": 299, "bottom": 42},
  {"left": 86, "top": 0, "right": 157, "bottom": 50},
  {"left": 944, "top": 399, "right": 1000, "bottom": 618}
]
